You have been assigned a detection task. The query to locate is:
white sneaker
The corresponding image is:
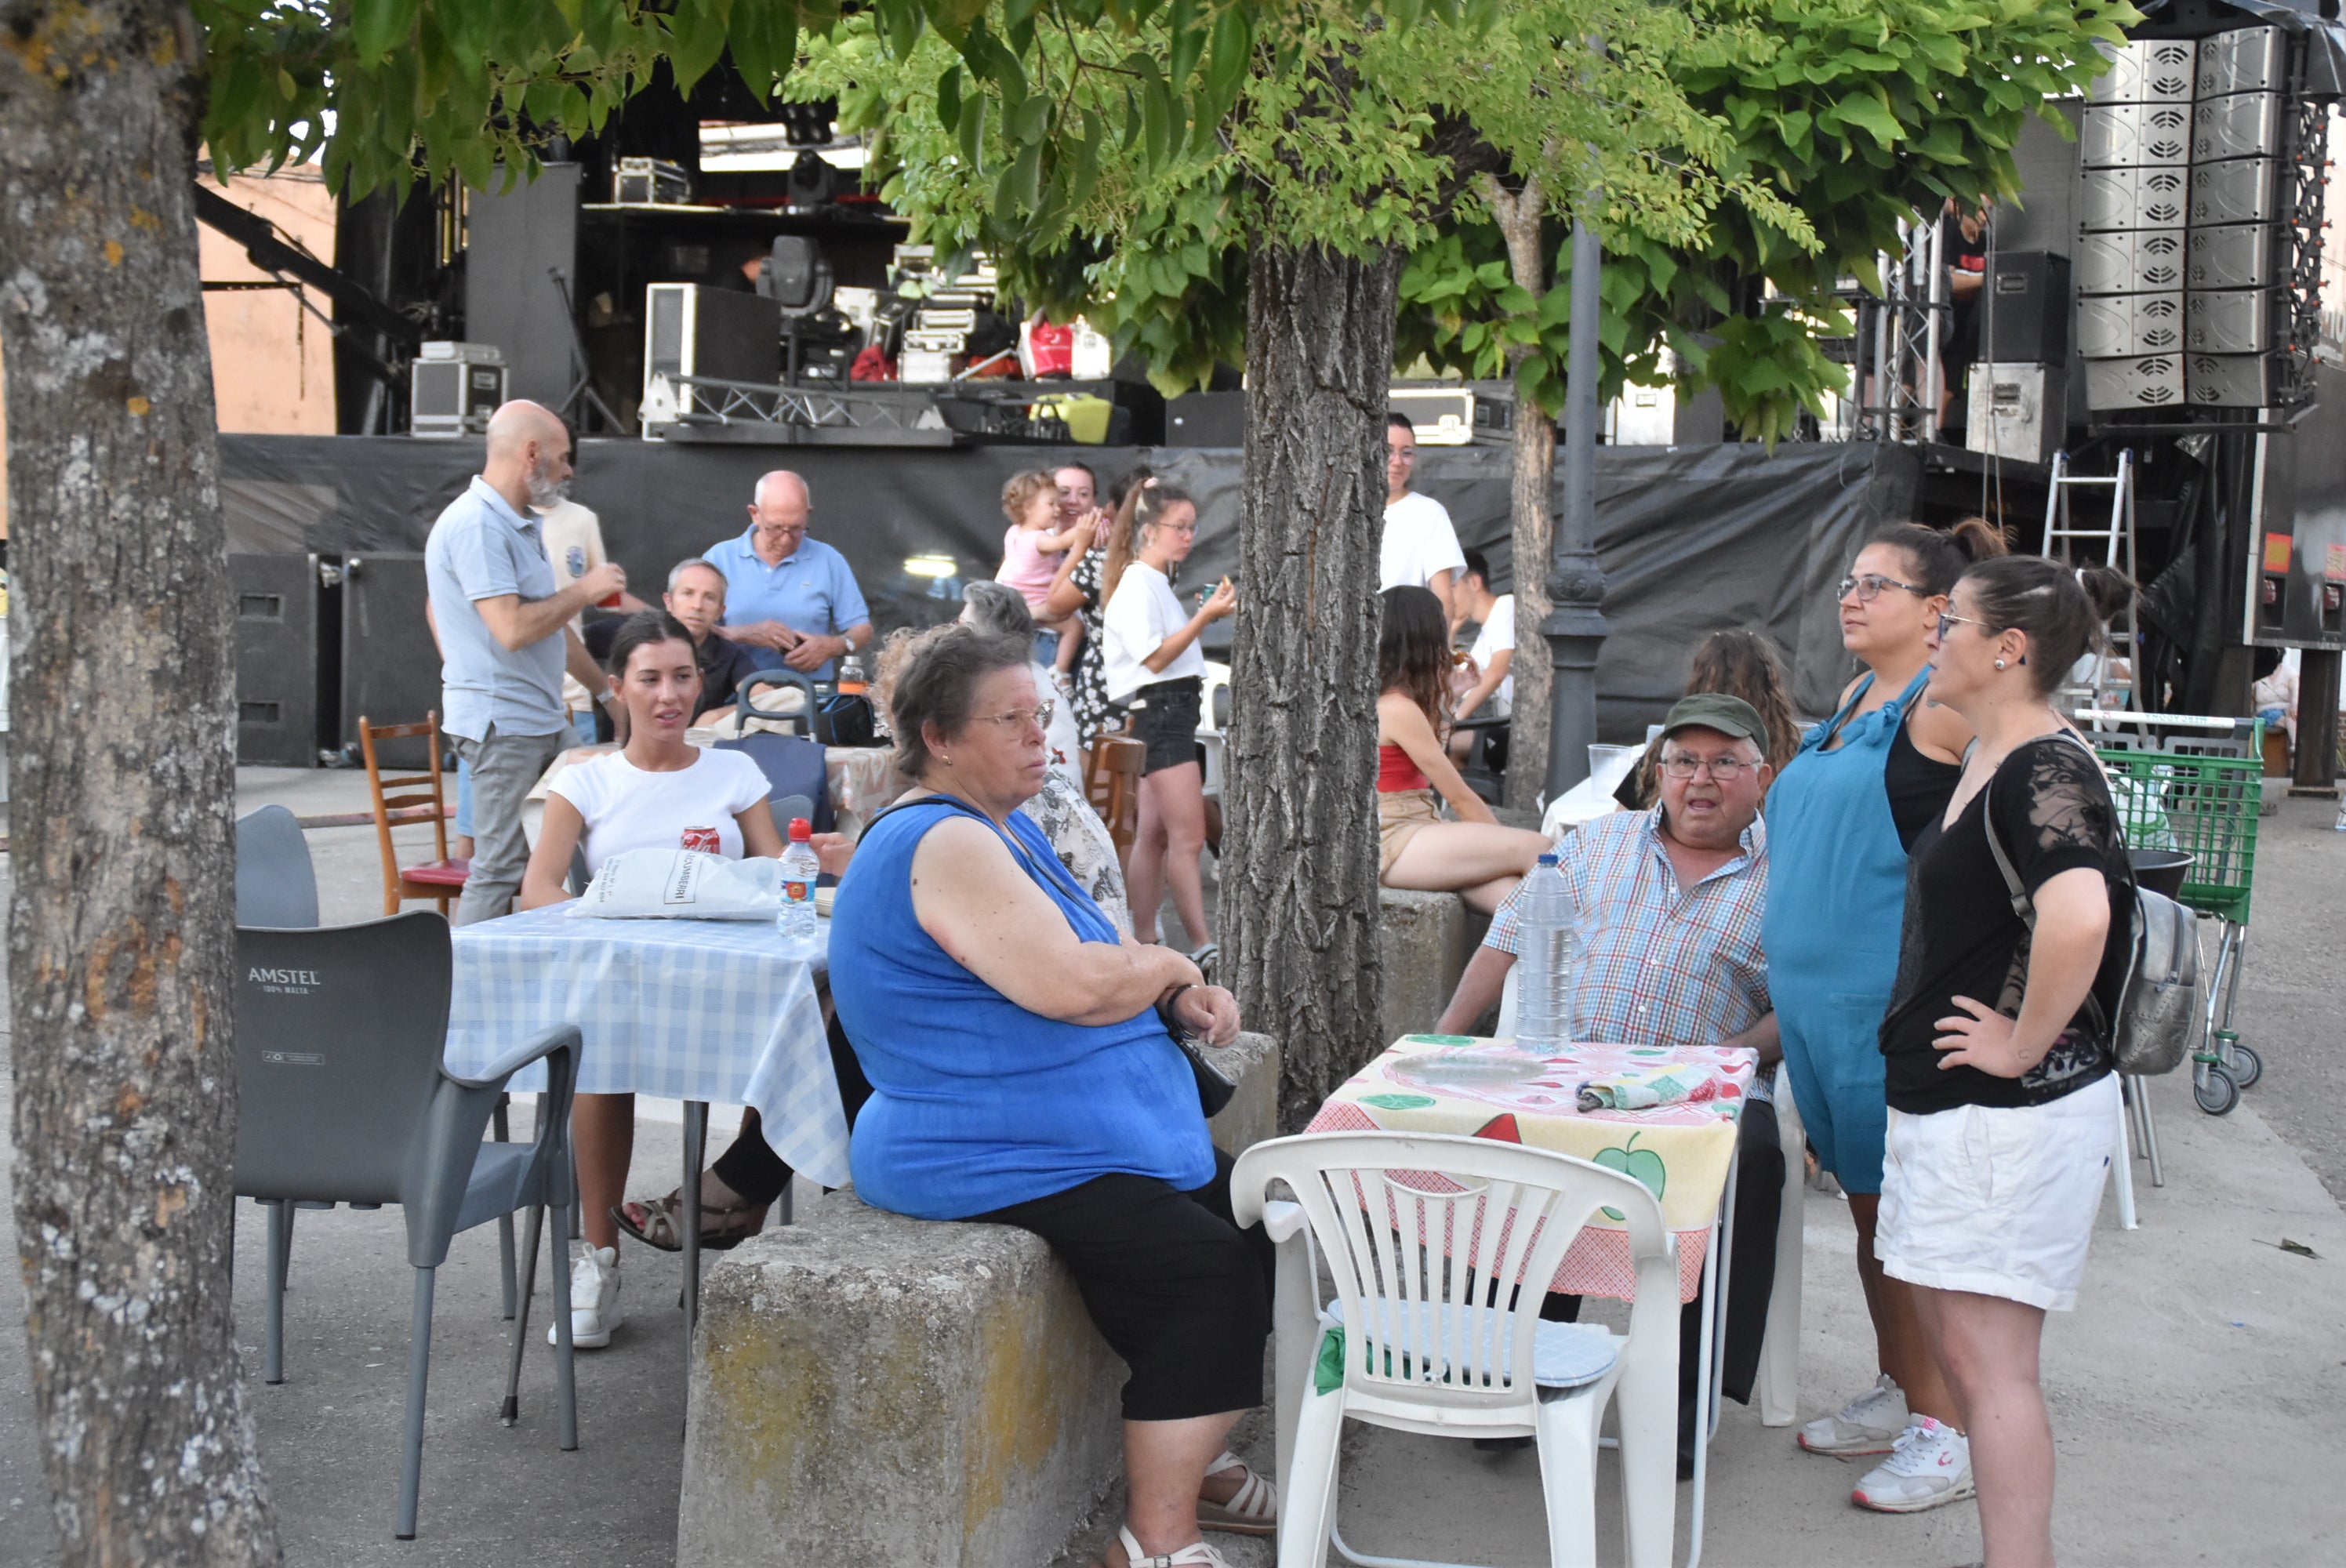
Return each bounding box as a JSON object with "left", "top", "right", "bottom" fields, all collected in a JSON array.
[
  {"left": 547, "top": 1244, "right": 623, "bottom": 1349},
  {"left": 1852, "top": 1417, "right": 1974, "bottom": 1513},
  {"left": 1798, "top": 1372, "right": 1908, "bottom": 1456}
]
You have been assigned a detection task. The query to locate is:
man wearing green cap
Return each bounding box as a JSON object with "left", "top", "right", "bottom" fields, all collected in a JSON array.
[
  {"left": 1435, "top": 691, "right": 1778, "bottom": 1049},
  {"left": 1434, "top": 691, "right": 1782, "bottom": 1475}
]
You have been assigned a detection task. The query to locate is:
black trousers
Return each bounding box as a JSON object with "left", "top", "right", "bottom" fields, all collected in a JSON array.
[
  {"left": 709, "top": 1012, "right": 874, "bottom": 1205},
  {"left": 1540, "top": 1098, "right": 1785, "bottom": 1459},
  {"left": 972, "top": 1148, "right": 1274, "bottom": 1421}
]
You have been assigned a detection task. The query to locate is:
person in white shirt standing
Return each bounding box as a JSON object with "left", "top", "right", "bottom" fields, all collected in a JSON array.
[
  {"left": 1102, "top": 481, "right": 1235, "bottom": 954},
  {"left": 536, "top": 492, "right": 648, "bottom": 743},
  {"left": 1378, "top": 411, "right": 1467, "bottom": 620}
]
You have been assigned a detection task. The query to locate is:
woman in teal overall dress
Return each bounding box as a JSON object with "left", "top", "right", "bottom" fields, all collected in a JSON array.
[{"left": 1764, "top": 521, "right": 2001, "bottom": 1510}]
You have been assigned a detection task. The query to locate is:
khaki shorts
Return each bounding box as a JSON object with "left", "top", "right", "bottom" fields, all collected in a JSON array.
[{"left": 1377, "top": 790, "right": 1444, "bottom": 877}]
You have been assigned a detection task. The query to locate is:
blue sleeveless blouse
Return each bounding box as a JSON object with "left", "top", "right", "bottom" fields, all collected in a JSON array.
[{"left": 828, "top": 795, "right": 1216, "bottom": 1220}]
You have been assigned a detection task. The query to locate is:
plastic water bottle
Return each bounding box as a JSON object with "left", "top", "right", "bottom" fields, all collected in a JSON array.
[
  {"left": 1512, "top": 853, "right": 1578, "bottom": 1050},
  {"left": 776, "top": 817, "right": 821, "bottom": 950}
]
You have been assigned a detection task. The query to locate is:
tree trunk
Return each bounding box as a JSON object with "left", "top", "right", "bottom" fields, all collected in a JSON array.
[
  {"left": 1, "top": 4, "right": 282, "bottom": 1559},
  {"left": 1479, "top": 176, "right": 1556, "bottom": 815},
  {"left": 1226, "top": 243, "right": 1402, "bottom": 1129}
]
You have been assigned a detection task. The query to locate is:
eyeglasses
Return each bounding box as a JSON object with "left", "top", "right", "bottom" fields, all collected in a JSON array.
[
  {"left": 1936, "top": 611, "right": 1992, "bottom": 639},
  {"left": 1386, "top": 446, "right": 1415, "bottom": 463},
  {"left": 1660, "top": 753, "right": 1753, "bottom": 780},
  {"left": 1149, "top": 520, "right": 1199, "bottom": 535},
  {"left": 1837, "top": 573, "right": 1929, "bottom": 603},
  {"left": 968, "top": 699, "right": 1055, "bottom": 734}
]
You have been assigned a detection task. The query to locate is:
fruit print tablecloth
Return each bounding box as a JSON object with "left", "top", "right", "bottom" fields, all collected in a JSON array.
[{"left": 1303, "top": 1035, "right": 1757, "bottom": 1304}]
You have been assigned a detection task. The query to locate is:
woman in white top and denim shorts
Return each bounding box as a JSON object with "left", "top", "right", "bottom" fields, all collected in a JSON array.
[{"left": 1101, "top": 481, "right": 1236, "bottom": 952}]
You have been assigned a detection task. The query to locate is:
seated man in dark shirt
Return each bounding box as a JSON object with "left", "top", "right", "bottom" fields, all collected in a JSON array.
[{"left": 663, "top": 557, "right": 763, "bottom": 724}]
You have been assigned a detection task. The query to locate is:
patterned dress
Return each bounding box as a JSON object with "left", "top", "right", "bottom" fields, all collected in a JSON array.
[
  {"left": 1066, "top": 548, "right": 1117, "bottom": 744},
  {"left": 1015, "top": 772, "right": 1134, "bottom": 940}
]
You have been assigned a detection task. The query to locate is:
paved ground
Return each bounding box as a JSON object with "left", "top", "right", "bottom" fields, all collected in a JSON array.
[{"left": 1, "top": 773, "right": 2341, "bottom": 1564}]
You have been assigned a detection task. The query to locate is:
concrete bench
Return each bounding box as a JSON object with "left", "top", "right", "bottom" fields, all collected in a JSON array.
[
  {"left": 677, "top": 1032, "right": 1280, "bottom": 1568},
  {"left": 1377, "top": 887, "right": 1492, "bottom": 1044}
]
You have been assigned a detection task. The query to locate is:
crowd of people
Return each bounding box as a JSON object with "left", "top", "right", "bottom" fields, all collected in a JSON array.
[{"left": 421, "top": 397, "right": 2133, "bottom": 1568}]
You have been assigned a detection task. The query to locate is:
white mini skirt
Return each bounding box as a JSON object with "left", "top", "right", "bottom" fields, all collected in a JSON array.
[{"left": 1876, "top": 1072, "right": 2120, "bottom": 1312}]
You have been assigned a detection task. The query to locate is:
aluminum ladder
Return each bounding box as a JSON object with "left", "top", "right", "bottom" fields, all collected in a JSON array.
[{"left": 2044, "top": 448, "right": 2138, "bottom": 713}]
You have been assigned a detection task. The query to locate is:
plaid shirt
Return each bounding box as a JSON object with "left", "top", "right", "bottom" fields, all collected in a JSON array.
[{"left": 1487, "top": 808, "right": 1770, "bottom": 1049}]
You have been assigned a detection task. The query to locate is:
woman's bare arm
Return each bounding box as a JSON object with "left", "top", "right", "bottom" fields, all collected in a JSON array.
[
  {"left": 910, "top": 816, "right": 1199, "bottom": 1023},
  {"left": 736, "top": 800, "right": 786, "bottom": 858},
  {"left": 518, "top": 794, "right": 586, "bottom": 909}
]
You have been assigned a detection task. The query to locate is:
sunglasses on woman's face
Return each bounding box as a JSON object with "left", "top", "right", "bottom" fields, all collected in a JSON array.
[{"left": 1936, "top": 611, "right": 1991, "bottom": 639}]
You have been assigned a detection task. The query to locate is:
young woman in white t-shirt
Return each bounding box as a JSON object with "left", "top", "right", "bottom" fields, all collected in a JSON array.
[
  {"left": 518, "top": 610, "right": 782, "bottom": 1348},
  {"left": 1101, "top": 481, "right": 1236, "bottom": 952}
]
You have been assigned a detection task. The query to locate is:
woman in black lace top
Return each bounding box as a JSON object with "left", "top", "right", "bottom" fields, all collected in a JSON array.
[{"left": 1874, "top": 556, "right": 2130, "bottom": 1563}]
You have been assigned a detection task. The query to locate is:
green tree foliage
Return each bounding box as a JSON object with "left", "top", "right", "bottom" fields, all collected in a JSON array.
[
  {"left": 1406, "top": 0, "right": 2136, "bottom": 441},
  {"left": 791, "top": 1, "right": 1814, "bottom": 393},
  {"left": 196, "top": 1, "right": 1260, "bottom": 198}
]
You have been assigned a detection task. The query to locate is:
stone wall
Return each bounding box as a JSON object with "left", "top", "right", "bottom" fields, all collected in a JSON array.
[{"left": 677, "top": 1033, "right": 1282, "bottom": 1568}]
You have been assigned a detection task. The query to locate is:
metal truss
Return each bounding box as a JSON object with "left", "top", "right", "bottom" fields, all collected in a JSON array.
[
  {"left": 2277, "top": 38, "right": 2331, "bottom": 407},
  {"left": 641, "top": 372, "right": 943, "bottom": 434},
  {"left": 1845, "top": 216, "right": 1944, "bottom": 444}
]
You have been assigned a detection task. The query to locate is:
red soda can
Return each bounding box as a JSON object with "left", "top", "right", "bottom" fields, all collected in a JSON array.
[{"left": 679, "top": 826, "right": 721, "bottom": 855}]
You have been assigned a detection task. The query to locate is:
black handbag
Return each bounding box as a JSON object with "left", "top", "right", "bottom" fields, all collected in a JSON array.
[
  {"left": 1168, "top": 1012, "right": 1237, "bottom": 1116},
  {"left": 814, "top": 691, "right": 879, "bottom": 748}
]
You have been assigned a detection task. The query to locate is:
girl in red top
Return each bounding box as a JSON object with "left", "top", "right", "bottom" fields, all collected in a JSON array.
[{"left": 1375, "top": 586, "right": 1549, "bottom": 912}]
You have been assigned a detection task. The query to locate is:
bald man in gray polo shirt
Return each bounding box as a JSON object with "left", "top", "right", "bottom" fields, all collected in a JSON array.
[{"left": 426, "top": 401, "right": 624, "bottom": 923}]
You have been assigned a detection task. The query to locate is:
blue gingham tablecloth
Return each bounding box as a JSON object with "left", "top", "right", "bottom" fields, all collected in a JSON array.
[{"left": 445, "top": 903, "right": 848, "bottom": 1189}]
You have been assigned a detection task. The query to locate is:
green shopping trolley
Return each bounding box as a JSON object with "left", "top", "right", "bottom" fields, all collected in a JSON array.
[{"left": 2084, "top": 711, "right": 2264, "bottom": 1119}]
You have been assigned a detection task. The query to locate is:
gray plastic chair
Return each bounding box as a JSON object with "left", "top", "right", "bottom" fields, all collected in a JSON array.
[
  {"left": 770, "top": 792, "right": 815, "bottom": 840},
  {"left": 733, "top": 667, "right": 821, "bottom": 735},
  {"left": 237, "top": 804, "right": 527, "bottom": 1311},
  {"left": 235, "top": 804, "right": 319, "bottom": 928},
  {"left": 234, "top": 913, "right": 582, "bottom": 1541}
]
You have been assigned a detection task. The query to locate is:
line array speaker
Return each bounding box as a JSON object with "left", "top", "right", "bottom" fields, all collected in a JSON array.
[
  {"left": 2180, "top": 25, "right": 2287, "bottom": 407},
  {"left": 2077, "top": 38, "right": 2196, "bottom": 408}
]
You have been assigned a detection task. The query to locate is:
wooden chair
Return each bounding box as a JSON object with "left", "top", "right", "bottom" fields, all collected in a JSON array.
[
  {"left": 1087, "top": 734, "right": 1146, "bottom": 862},
  {"left": 358, "top": 713, "right": 470, "bottom": 916}
]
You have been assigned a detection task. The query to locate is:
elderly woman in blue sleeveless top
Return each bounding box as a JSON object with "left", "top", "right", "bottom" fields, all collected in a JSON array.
[
  {"left": 1764, "top": 518, "right": 2003, "bottom": 1514},
  {"left": 828, "top": 622, "right": 1276, "bottom": 1568}
]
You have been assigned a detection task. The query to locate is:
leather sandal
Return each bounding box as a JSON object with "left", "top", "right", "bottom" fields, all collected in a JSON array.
[
  {"left": 612, "top": 1190, "right": 768, "bottom": 1254},
  {"left": 1195, "top": 1450, "right": 1276, "bottom": 1537},
  {"left": 1088, "top": 1526, "right": 1232, "bottom": 1568}
]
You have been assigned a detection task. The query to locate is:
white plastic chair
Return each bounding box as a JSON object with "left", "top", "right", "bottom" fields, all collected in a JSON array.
[
  {"left": 1233, "top": 1131, "right": 1682, "bottom": 1568},
  {"left": 1753, "top": 1083, "right": 1804, "bottom": 1428},
  {"left": 1197, "top": 659, "right": 1232, "bottom": 801}
]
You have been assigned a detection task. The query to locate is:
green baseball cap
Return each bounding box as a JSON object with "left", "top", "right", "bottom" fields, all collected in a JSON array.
[{"left": 1660, "top": 693, "right": 1770, "bottom": 758}]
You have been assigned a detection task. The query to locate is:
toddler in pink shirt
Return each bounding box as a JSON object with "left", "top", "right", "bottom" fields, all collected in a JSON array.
[{"left": 994, "top": 469, "right": 1089, "bottom": 670}]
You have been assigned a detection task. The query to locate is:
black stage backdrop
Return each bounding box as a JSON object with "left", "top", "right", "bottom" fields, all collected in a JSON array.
[{"left": 220, "top": 434, "right": 1919, "bottom": 740}]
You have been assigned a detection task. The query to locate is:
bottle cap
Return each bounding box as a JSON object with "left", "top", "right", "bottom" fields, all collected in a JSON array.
[
  {"left": 1538, "top": 852, "right": 1558, "bottom": 866},
  {"left": 789, "top": 817, "right": 813, "bottom": 840}
]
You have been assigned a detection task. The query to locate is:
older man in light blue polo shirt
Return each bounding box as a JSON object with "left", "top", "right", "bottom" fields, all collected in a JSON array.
[
  {"left": 426, "top": 401, "right": 623, "bottom": 924},
  {"left": 706, "top": 470, "right": 873, "bottom": 681}
]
